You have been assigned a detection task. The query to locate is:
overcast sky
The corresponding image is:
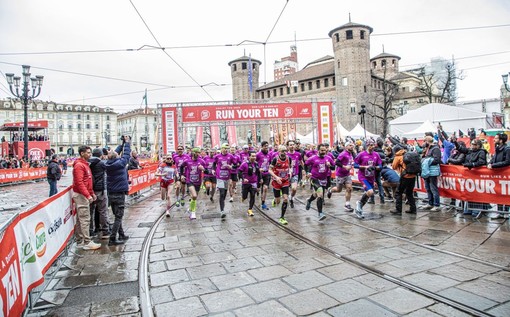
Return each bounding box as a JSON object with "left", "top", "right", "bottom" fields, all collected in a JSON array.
[{"left": 0, "top": 0, "right": 509, "bottom": 114}]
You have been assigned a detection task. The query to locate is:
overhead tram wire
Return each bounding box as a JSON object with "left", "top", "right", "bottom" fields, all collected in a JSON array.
[{"left": 128, "top": 0, "right": 215, "bottom": 101}]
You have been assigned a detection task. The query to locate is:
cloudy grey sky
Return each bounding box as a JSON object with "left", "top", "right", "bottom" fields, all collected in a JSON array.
[{"left": 0, "top": 0, "right": 509, "bottom": 114}]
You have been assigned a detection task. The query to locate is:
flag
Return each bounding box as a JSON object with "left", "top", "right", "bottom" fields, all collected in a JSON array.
[
  {"left": 285, "top": 80, "right": 291, "bottom": 88},
  {"left": 142, "top": 89, "right": 148, "bottom": 114},
  {"left": 248, "top": 54, "right": 253, "bottom": 93}
]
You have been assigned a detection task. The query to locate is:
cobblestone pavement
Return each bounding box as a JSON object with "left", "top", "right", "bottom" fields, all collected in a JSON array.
[{"left": 25, "top": 184, "right": 510, "bottom": 316}]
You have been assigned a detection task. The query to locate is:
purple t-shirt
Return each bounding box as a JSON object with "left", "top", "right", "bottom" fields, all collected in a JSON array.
[
  {"left": 354, "top": 151, "right": 382, "bottom": 183},
  {"left": 214, "top": 153, "right": 235, "bottom": 180},
  {"left": 172, "top": 153, "right": 190, "bottom": 174},
  {"left": 181, "top": 158, "right": 205, "bottom": 185},
  {"left": 287, "top": 150, "right": 302, "bottom": 176},
  {"left": 239, "top": 161, "right": 259, "bottom": 184},
  {"left": 239, "top": 150, "right": 250, "bottom": 163},
  {"left": 305, "top": 155, "right": 334, "bottom": 180},
  {"left": 230, "top": 153, "right": 241, "bottom": 175},
  {"left": 203, "top": 156, "right": 215, "bottom": 177},
  {"left": 335, "top": 150, "right": 354, "bottom": 178},
  {"left": 256, "top": 151, "right": 271, "bottom": 176}
]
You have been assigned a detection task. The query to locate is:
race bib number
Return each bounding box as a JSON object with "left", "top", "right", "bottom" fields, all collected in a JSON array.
[
  {"left": 220, "top": 170, "right": 230, "bottom": 178},
  {"left": 279, "top": 171, "right": 288, "bottom": 178},
  {"left": 251, "top": 182, "right": 258, "bottom": 189},
  {"left": 318, "top": 179, "right": 328, "bottom": 187},
  {"left": 190, "top": 174, "right": 199, "bottom": 183}
]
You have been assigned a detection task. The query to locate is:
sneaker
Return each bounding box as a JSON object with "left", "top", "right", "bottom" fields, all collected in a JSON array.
[
  {"left": 206, "top": 188, "right": 210, "bottom": 196},
  {"left": 190, "top": 212, "right": 197, "bottom": 220},
  {"left": 305, "top": 199, "right": 311, "bottom": 210},
  {"left": 210, "top": 196, "right": 214, "bottom": 203},
  {"left": 344, "top": 204, "right": 354, "bottom": 212},
  {"left": 389, "top": 209, "right": 402, "bottom": 215},
  {"left": 289, "top": 199, "right": 294, "bottom": 208},
  {"left": 229, "top": 197, "right": 234, "bottom": 203},
  {"left": 327, "top": 189, "right": 332, "bottom": 199},
  {"left": 119, "top": 235, "right": 130, "bottom": 241},
  {"left": 278, "top": 217, "right": 288, "bottom": 225},
  {"left": 261, "top": 203, "right": 268, "bottom": 210},
  {"left": 367, "top": 199, "right": 375, "bottom": 205},
  {"left": 175, "top": 201, "right": 181, "bottom": 207},
  {"left": 318, "top": 213, "right": 326, "bottom": 221},
  {"left": 272, "top": 199, "right": 276, "bottom": 207},
  {"left": 180, "top": 199, "right": 185, "bottom": 207},
  {"left": 421, "top": 205, "right": 433, "bottom": 210},
  {"left": 405, "top": 210, "right": 417, "bottom": 214},
  {"left": 82, "top": 241, "right": 101, "bottom": 250},
  {"left": 355, "top": 201, "right": 365, "bottom": 219},
  {"left": 380, "top": 197, "right": 385, "bottom": 204},
  {"left": 108, "top": 239, "right": 125, "bottom": 246},
  {"left": 220, "top": 211, "right": 226, "bottom": 219},
  {"left": 247, "top": 209, "right": 254, "bottom": 217},
  {"left": 430, "top": 206, "right": 442, "bottom": 212},
  {"left": 165, "top": 210, "right": 171, "bottom": 217}
]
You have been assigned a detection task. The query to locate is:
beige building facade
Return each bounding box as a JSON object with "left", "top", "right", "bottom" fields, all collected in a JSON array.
[{"left": 117, "top": 107, "right": 158, "bottom": 153}]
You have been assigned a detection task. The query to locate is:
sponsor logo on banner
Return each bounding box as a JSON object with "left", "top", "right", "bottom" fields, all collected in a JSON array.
[
  {"left": 186, "top": 112, "right": 196, "bottom": 119},
  {"left": 201, "top": 110, "right": 210, "bottom": 120},
  {"left": 28, "top": 148, "right": 45, "bottom": 161},
  {"left": 284, "top": 107, "right": 294, "bottom": 117},
  {"left": 64, "top": 205, "right": 73, "bottom": 224},
  {"left": 20, "top": 239, "right": 36, "bottom": 272},
  {"left": 48, "top": 217, "right": 62, "bottom": 237},
  {"left": 34, "top": 222, "right": 47, "bottom": 258}
]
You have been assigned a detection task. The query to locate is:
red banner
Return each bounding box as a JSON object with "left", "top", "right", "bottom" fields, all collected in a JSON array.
[
  {"left": 416, "top": 165, "right": 510, "bottom": 205},
  {"left": 161, "top": 107, "right": 178, "bottom": 154},
  {"left": 195, "top": 127, "right": 203, "bottom": 148},
  {"left": 128, "top": 163, "right": 159, "bottom": 195},
  {"left": 227, "top": 124, "right": 237, "bottom": 146},
  {"left": 3, "top": 120, "right": 48, "bottom": 129},
  {"left": 182, "top": 103, "right": 313, "bottom": 122},
  {"left": 0, "top": 167, "right": 47, "bottom": 184},
  {"left": 210, "top": 125, "right": 220, "bottom": 148}
]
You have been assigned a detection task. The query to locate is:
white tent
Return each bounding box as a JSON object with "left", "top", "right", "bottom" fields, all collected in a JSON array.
[
  {"left": 348, "top": 123, "right": 378, "bottom": 139},
  {"left": 296, "top": 130, "right": 315, "bottom": 144},
  {"left": 403, "top": 120, "right": 437, "bottom": 138},
  {"left": 336, "top": 123, "right": 350, "bottom": 141},
  {"left": 389, "top": 103, "right": 489, "bottom": 136}
]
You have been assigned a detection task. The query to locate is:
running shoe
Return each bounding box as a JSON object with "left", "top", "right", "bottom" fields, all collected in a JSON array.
[
  {"left": 355, "top": 201, "right": 365, "bottom": 219},
  {"left": 175, "top": 201, "right": 180, "bottom": 207},
  {"left": 165, "top": 210, "right": 170, "bottom": 217},
  {"left": 289, "top": 199, "right": 294, "bottom": 208},
  {"left": 221, "top": 211, "right": 226, "bottom": 219},
  {"left": 206, "top": 188, "right": 210, "bottom": 196},
  {"left": 180, "top": 199, "right": 185, "bottom": 207},
  {"left": 305, "top": 199, "right": 311, "bottom": 210},
  {"left": 229, "top": 197, "right": 234, "bottom": 203},
  {"left": 278, "top": 217, "right": 288, "bottom": 225},
  {"left": 190, "top": 212, "right": 196, "bottom": 220},
  {"left": 327, "top": 189, "right": 332, "bottom": 199},
  {"left": 344, "top": 204, "right": 354, "bottom": 212},
  {"left": 272, "top": 199, "right": 276, "bottom": 207},
  {"left": 247, "top": 209, "right": 254, "bottom": 217},
  {"left": 261, "top": 203, "right": 268, "bottom": 210},
  {"left": 430, "top": 206, "right": 442, "bottom": 212},
  {"left": 210, "top": 196, "right": 214, "bottom": 203},
  {"left": 318, "top": 213, "right": 326, "bottom": 221}
]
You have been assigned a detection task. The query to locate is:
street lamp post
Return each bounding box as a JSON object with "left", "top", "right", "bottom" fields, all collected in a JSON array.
[
  {"left": 5, "top": 65, "right": 44, "bottom": 160},
  {"left": 358, "top": 104, "right": 367, "bottom": 139},
  {"left": 502, "top": 72, "right": 510, "bottom": 92}
]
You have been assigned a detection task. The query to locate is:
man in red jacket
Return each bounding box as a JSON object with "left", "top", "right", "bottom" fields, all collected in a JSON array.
[{"left": 73, "top": 145, "right": 101, "bottom": 250}]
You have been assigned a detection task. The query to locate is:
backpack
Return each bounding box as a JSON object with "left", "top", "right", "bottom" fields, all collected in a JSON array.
[{"left": 403, "top": 151, "right": 422, "bottom": 175}]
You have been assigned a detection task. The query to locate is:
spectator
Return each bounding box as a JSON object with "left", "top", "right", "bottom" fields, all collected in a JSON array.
[
  {"left": 421, "top": 136, "right": 442, "bottom": 212},
  {"left": 390, "top": 145, "right": 419, "bottom": 214},
  {"left": 89, "top": 148, "right": 110, "bottom": 239},
  {"left": 128, "top": 150, "right": 141, "bottom": 170},
  {"left": 437, "top": 124, "right": 455, "bottom": 164},
  {"left": 488, "top": 133, "right": 510, "bottom": 219},
  {"left": 46, "top": 154, "right": 61, "bottom": 197},
  {"left": 380, "top": 162, "right": 399, "bottom": 201},
  {"left": 72, "top": 146, "right": 101, "bottom": 250}
]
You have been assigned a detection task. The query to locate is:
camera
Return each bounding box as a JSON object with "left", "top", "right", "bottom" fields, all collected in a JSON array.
[{"left": 120, "top": 135, "right": 131, "bottom": 143}]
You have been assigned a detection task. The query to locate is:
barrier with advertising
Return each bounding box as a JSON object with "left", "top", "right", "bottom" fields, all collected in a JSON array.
[
  {"left": 128, "top": 163, "right": 159, "bottom": 195},
  {"left": 0, "top": 167, "right": 47, "bottom": 184},
  {"left": 0, "top": 187, "right": 74, "bottom": 317},
  {"left": 415, "top": 164, "right": 510, "bottom": 205}
]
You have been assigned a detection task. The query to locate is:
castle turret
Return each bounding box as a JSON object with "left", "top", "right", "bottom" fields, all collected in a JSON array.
[
  {"left": 371, "top": 52, "right": 401, "bottom": 78},
  {"left": 329, "top": 21, "right": 373, "bottom": 131},
  {"left": 228, "top": 56, "right": 262, "bottom": 101}
]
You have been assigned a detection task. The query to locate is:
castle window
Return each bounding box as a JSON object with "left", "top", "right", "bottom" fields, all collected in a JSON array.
[
  {"left": 280, "top": 87, "right": 284, "bottom": 96},
  {"left": 316, "top": 80, "right": 321, "bottom": 89},
  {"left": 324, "top": 78, "right": 329, "bottom": 88},
  {"left": 360, "top": 30, "right": 365, "bottom": 39},
  {"left": 392, "top": 59, "right": 396, "bottom": 67},
  {"left": 242, "top": 62, "right": 247, "bottom": 70},
  {"left": 232, "top": 64, "right": 237, "bottom": 71},
  {"left": 382, "top": 59, "right": 386, "bottom": 67},
  {"left": 342, "top": 77, "right": 348, "bottom": 86},
  {"left": 308, "top": 82, "right": 312, "bottom": 90},
  {"left": 346, "top": 30, "right": 353, "bottom": 40},
  {"left": 261, "top": 91, "right": 265, "bottom": 99},
  {"left": 293, "top": 86, "right": 298, "bottom": 93},
  {"left": 337, "top": 60, "right": 340, "bottom": 69},
  {"left": 364, "top": 85, "right": 367, "bottom": 93},
  {"left": 332, "top": 77, "right": 336, "bottom": 86},
  {"left": 372, "top": 61, "right": 377, "bottom": 68},
  {"left": 273, "top": 89, "right": 277, "bottom": 96},
  {"left": 252, "top": 63, "right": 256, "bottom": 70},
  {"left": 300, "top": 83, "right": 305, "bottom": 92},
  {"left": 350, "top": 103, "right": 356, "bottom": 113},
  {"left": 286, "top": 87, "right": 290, "bottom": 94},
  {"left": 402, "top": 87, "right": 406, "bottom": 92},
  {"left": 334, "top": 33, "right": 339, "bottom": 42},
  {"left": 267, "top": 90, "right": 270, "bottom": 98}
]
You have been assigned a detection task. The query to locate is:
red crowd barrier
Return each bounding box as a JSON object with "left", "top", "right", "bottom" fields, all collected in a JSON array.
[{"left": 0, "top": 167, "right": 47, "bottom": 184}]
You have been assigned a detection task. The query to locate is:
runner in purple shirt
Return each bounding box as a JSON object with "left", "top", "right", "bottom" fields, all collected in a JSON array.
[
  {"left": 172, "top": 145, "right": 190, "bottom": 208},
  {"left": 353, "top": 139, "right": 383, "bottom": 219},
  {"left": 304, "top": 143, "right": 334, "bottom": 221},
  {"left": 327, "top": 141, "right": 355, "bottom": 212},
  {"left": 228, "top": 147, "right": 241, "bottom": 203},
  {"left": 212, "top": 143, "right": 235, "bottom": 218},
  {"left": 239, "top": 151, "right": 260, "bottom": 216},
  {"left": 179, "top": 148, "right": 205, "bottom": 220},
  {"left": 256, "top": 141, "right": 272, "bottom": 210},
  {"left": 286, "top": 140, "right": 302, "bottom": 208},
  {"left": 203, "top": 150, "right": 217, "bottom": 202}
]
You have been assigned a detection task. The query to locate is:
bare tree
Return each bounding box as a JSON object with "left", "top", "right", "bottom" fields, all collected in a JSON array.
[
  {"left": 417, "top": 58, "right": 463, "bottom": 104},
  {"left": 369, "top": 67, "right": 400, "bottom": 136}
]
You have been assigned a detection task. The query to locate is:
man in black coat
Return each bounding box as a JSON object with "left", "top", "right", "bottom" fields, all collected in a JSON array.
[
  {"left": 488, "top": 133, "right": 510, "bottom": 218},
  {"left": 47, "top": 154, "right": 61, "bottom": 197},
  {"left": 89, "top": 148, "right": 110, "bottom": 239}
]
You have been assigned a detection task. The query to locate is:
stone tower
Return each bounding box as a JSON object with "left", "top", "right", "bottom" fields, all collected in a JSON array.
[
  {"left": 228, "top": 56, "right": 262, "bottom": 101},
  {"left": 329, "top": 21, "right": 373, "bottom": 131},
  {"left": 371, "top": 52, "right": 401, "bottom": 79}
]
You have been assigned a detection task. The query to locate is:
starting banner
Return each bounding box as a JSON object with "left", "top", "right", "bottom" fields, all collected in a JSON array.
[
  {"left": 416, "top": 165, "right": 510, "bottom": 205},
  {"left": 0, "top": 167, "right": 47, "bottom": 184},
  {"left": 0, "top": 187, "right": 74, "bottom": 317}
]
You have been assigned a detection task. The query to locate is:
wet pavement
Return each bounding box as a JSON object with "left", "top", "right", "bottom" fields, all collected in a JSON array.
[{"left": 23, "top": 184, "right": 510, "bottom": 316}]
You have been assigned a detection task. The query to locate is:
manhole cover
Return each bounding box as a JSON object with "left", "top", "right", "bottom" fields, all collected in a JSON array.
[{"left": 138, "top": 222, "right": 154, "bottom": 228}]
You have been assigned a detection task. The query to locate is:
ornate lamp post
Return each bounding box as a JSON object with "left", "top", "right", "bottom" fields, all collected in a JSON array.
[
  {"left": 5, "top": 65, "right": 44, "bottom": 160},
  {"left": 358, "top": 104, "right": 367, "bottom": 139}
]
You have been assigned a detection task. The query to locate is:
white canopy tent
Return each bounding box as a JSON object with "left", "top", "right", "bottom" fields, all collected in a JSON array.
[
  {"left": 336, "top": 123, "right": 350, "bottom": 141},
  {"left": 403, "top": 120, "right": 437, "bottom": 138},
  {"left": 389, "top": 103, "right": 489, "bottom": 136},
  {"left": 296, "top": 131, "right": 315, "bottom": 144},
  {"left": 348, "top": 123, "right": 379, "bottom": 139}
]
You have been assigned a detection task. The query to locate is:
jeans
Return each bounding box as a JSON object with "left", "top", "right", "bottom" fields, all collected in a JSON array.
[
  {"left": 424, "top": 176, "right": 440, "bottom": 207},
  {"left": 90, "top": 190, "right": 109, "bottom": 233},
  {"left": 396, "top": 177, "right": 416, "bottom": 212},
  {"left": 375, "top": 171, "right": 384, "bottom": 199},
  {"left": 108, "top": 192, "right": 126, "bottom": 239},
  {"left": 48, "top": 179, "right": 58, "bottom": 197}
]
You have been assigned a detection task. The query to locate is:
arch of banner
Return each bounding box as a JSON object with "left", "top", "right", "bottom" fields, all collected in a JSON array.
[{"left": 158, "top": 100, "right": 335, "bottom": 154}]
